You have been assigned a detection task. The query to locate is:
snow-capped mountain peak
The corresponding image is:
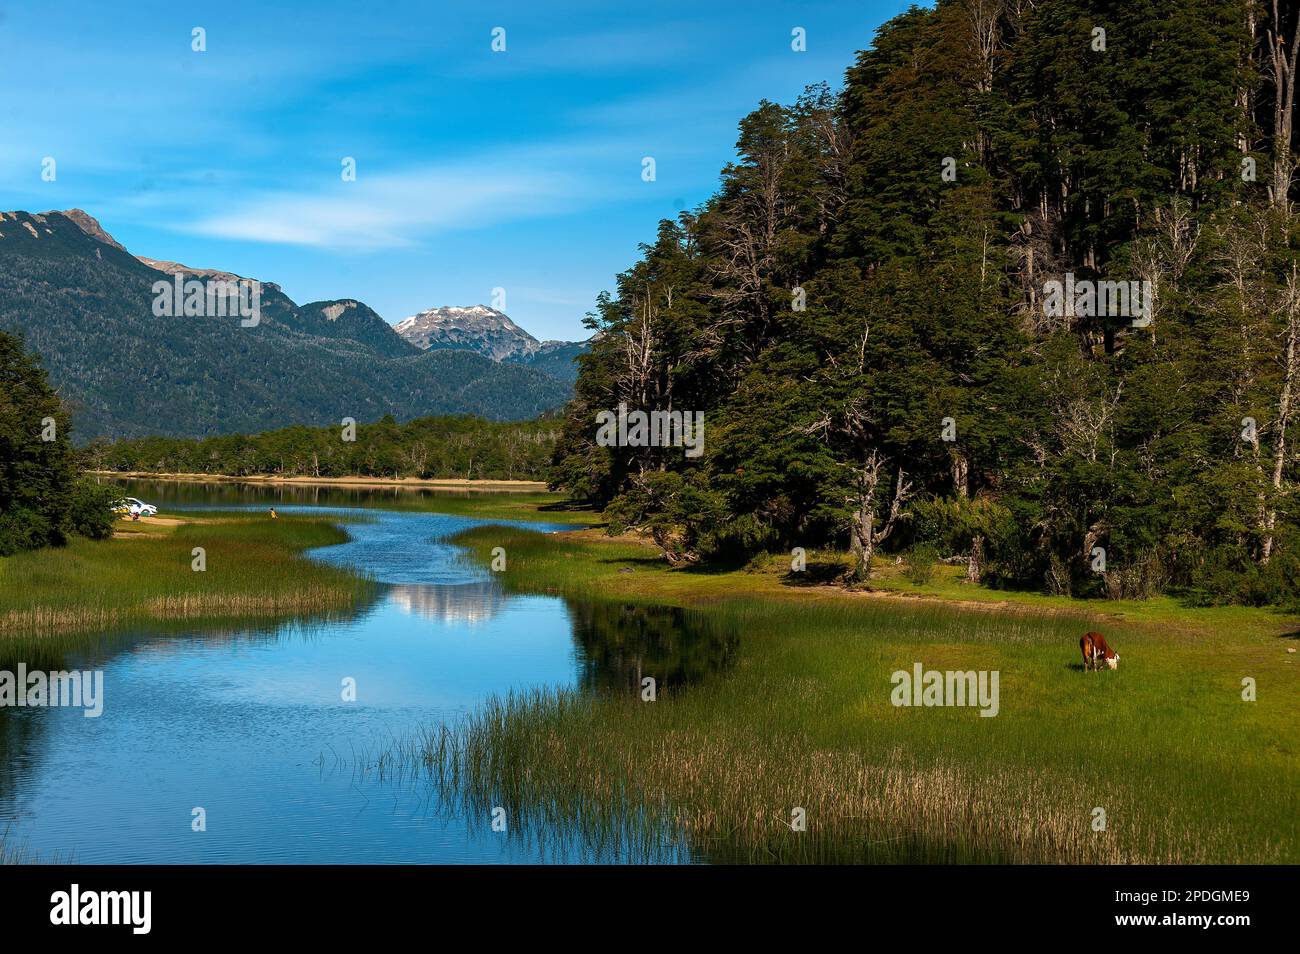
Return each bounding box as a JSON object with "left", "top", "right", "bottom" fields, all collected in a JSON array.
[{"left": 394, "top": 305, "right": 542, "bottom": 362}]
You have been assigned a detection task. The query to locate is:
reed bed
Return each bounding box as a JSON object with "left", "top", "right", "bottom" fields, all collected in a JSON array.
[
  {"left": 0, "top": 514, "right": 374, "bottom": 646},
  {"left": 398, "top": 680, "right": 1294, "bottom": 865},
  {"left": 0, "top": 835, "right": 34, "bottom": 865},
  {"left": 0, "top": 827, "right": 70, "bottom": 865}
]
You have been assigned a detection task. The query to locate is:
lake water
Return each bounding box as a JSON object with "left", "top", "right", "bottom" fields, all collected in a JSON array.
[{"left": 0, "top": 483, "right": 732, "bottom": 863}]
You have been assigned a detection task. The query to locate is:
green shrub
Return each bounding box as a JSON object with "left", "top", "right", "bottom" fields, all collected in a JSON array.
[
  {"left": 65, "top": 479, "right": 123, "bottom": 541},
  {"left": 0, "top": 508, "right": 60, "bottom": 557},
  {"left": 904, "top": 542, "right": 938, "bottom": 586},
  {"left": 0, "top": 330, "right": 76, "bottom": 555}
]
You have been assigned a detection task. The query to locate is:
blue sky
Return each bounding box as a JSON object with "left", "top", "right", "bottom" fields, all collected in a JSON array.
[{"left": 1, "top": 1, "right": 911, "bottom": 342}]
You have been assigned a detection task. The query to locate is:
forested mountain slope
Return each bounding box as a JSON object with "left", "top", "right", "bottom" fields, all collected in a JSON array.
[{"left": 0, "top": 210, "right": 571, "bottom": 439}]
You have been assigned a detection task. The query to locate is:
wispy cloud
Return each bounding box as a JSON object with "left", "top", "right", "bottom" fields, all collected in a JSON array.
[
  {"left": 182, "top": 159, "right": 587, "bottom": 249},
  {"left": 0, "top": 0, "right": 904, "bottom": 337}
]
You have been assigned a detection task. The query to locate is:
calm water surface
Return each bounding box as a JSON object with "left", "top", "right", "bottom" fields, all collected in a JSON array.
[{"left": 0, "top": 483, "right": 732, "bottom": 863}]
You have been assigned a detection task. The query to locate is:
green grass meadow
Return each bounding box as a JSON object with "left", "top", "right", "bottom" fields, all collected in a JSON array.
[
  {"left": 426, "top": 524, "right": 1300, "bottom": 864},
  {"left": 0, "top": 512, "right": 374, "bottom": 660}
]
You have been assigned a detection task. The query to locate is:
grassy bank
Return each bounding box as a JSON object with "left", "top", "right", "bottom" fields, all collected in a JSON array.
[
  {"left": 103, "top": 475, "right": 596, "bottom": 526},
  {"left": 450, "top": 524, "right": 1300, "bottom": 637},
  {"left": 413, "top": 491, "right": 595, "bottom": 525},
  {"left": 420, "top": 524, "right": 1300, "bottom": 863},
  {"left": 90, "top": 470, "right": 550, "bottom": 490},
  {"left": 0, "top": 512, "right": 374, "bottom": 653}
]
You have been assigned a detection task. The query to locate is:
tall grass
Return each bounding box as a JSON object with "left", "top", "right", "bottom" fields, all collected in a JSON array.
[
  {"left": 406, "top": 526, "right": 1300, "bottom": 864},
  {"left": 0, "top": 833, "right": 34, "bottom": 865},
  {"left": 0, "top": 513, "right": 374, "bottom": 653},
  {"left": 0, "top": 827, "right": 70, "bottom": 865}
]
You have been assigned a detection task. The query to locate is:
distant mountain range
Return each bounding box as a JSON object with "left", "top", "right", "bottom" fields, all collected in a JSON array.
[
  {"left": 0, "top": 210, "right": 588, "bottom": 441},
  {"left": 394, "top": 305, "right": 590, "bottom": 384}
]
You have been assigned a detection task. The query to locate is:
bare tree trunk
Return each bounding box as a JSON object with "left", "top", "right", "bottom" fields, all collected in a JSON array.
[
  {"left": 623, "top": 294, "right": 657, "bottom": 408},
  {"left": 849, "top": 451, "right": 912, "bottom": 582},
  {"left": 849, "top": 496, "right": 874, "bottom": 582},
  {"left": 1239, "top": 1, "right": 1259, "bottom": 158},
  {"left": 848, "top": 454, "right": 879, "bottom": 582},
  {"left": 965, "top": 0, "right": 1002, "bottom": 161},
  {"left": 1269, "top": 1, "right": 1300, "bottom": 213},
  {"left": 966, "top": 535, "right": 984, "bottom": 583},
  {"left": 1262, "top": 267, "right": 1300, "bottom": 562},
  {"left": 950, "top": 448, "right": 969, "bottom": 498},
  {"left": 1082, "top": 518, "right": 1107, "bottom": 580}
]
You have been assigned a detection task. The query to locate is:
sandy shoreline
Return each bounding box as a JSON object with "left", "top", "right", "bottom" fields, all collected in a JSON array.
[{"left": 88, "top": 471, "right": 551, "bottom": 492}]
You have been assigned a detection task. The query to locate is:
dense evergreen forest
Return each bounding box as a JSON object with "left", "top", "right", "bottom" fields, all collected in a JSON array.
[
  {"left": 551, "top": 0, "right": 1300, "bottom": 606},
  {"left": 92, "top": 415, "right": 559, "bottom": 481},
  {"left": 0, "top": 330, "right": 118, "bottom": 554}
]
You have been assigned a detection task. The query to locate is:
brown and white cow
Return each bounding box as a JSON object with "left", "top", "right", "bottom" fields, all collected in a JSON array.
[{"left": 1080, "top": 631, "right": 1120, "bottom": 671}]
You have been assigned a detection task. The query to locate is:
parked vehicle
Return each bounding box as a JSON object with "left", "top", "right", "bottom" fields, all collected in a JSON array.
[{"left": 112, "top": 496, "right": 158, "bottom": 517}]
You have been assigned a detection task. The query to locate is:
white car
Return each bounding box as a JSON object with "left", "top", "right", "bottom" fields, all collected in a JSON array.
[{"left": 115, "top": 497, "right": 158, "bottom": 517}]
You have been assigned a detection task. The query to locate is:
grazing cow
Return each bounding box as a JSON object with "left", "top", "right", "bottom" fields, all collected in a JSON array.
[{"left": 1080, "top": 631, "right": 1120, "bottom": 671}]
